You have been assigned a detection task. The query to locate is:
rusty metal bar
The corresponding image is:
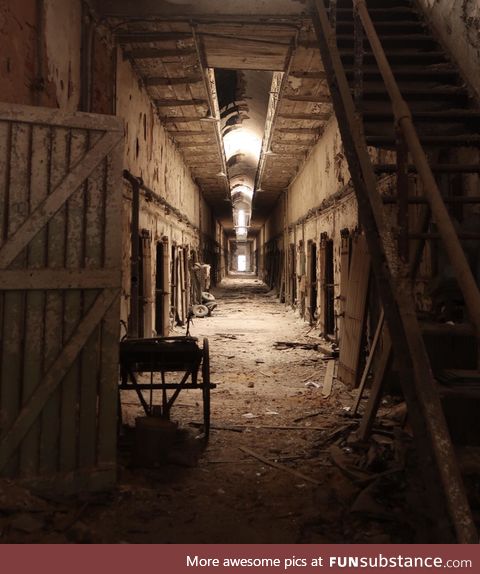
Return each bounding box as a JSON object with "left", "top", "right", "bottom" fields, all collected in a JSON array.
[
  {"left": 310, "top": 0, "right": 477, "bottom": 543},
  {"left": 353, "top": 0, "right": 480, "bottom": 337}
]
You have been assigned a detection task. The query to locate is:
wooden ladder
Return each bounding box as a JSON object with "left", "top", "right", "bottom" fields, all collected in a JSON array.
[{"left": 311, "top": 0, "right": 480, "bottom": 543}]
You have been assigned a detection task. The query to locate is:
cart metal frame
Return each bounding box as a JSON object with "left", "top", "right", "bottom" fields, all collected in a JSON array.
[{"left": 119, "top": 336, "right": 214, "bottom": 437}]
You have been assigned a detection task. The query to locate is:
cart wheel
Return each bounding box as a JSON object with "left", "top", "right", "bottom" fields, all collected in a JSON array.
[{"left": 202, "top": 337, "right": 211, "bottom": 438}]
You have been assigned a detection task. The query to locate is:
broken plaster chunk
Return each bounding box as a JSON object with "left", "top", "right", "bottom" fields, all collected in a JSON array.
[{"left": 242, "top": 413, "right": 259, "bottom": 419}]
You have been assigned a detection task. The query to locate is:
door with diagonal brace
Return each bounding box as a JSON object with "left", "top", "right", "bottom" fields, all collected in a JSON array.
[{"left": 0, "top": 103, "right": 124, "bottom": 493}]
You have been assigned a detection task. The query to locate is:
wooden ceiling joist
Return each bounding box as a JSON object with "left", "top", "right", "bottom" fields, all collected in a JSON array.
[
  {"left": 116, "top": 32, "right": 193, "bottom": 43},
  {"left": 283, "top": 94, "right": 331, "bottom": 103},
  {"left": 179, "top": 143, "right": 217, "bottom": 149},
  {"left": 278, "top": 127, "right": 319, "bottom": 134},
  {"left": 290, "top": 71, "right": 327, "bottom": 79},
  {"left": 172, "top": 130, "right": 214, "bottom": 136},
  {"left": 161, "top": 116, "right": 205, "bottom": 123},
  {"left": 278, "top": 112, "right": 331, "bottom": 120},
  {"left": 145, "top": 76, "right": 203, "bottom": 86},
  {"left": 124, "top": 48, "right": 197, "bottom": 59},
  {"left": 154, "top": 99, "right": 208, "bottom": 107}
]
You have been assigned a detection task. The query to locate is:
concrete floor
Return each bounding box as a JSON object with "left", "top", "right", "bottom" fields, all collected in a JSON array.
[{"left": 0, "top": 277, "right": 426, "bottom": 543}]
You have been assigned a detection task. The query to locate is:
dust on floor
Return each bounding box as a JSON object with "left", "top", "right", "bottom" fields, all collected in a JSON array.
[{"left": 0, "top": 276, "right": 430, "bottom": 543}]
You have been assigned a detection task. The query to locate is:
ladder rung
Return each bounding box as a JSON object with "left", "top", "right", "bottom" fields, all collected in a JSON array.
[{"left": 375, "top": 164, "right": 480, "bottom": 174}]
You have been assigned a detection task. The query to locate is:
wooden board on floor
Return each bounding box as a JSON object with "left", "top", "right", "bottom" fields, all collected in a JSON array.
[
  {"left": 322, "top": 360, "right": 336, "bottom": 398},
  {"left": 337, "top": 234, "right": 370, "bottom": 388}
]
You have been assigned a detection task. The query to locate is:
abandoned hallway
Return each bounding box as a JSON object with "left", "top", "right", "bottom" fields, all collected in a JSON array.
[
  {"left": 1, "top": 0, "right": 480, "bottom": 544},
  {"left": 1, "top": 275, "right": 427, "bottom": 543}
]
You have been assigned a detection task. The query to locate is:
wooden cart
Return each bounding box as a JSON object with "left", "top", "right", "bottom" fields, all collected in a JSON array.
[{"left": 119, "top": 336, "right": 214, "bottom": 437}]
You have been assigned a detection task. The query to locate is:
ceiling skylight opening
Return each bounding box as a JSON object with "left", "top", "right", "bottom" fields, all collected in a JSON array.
[{"left": 223, "top": 128, "right": 262, "bottom": 162}]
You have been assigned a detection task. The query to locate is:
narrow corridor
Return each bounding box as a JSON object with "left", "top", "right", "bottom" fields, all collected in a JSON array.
[{"left": 0, "top": 278, "right": 426, "bottom": 543}]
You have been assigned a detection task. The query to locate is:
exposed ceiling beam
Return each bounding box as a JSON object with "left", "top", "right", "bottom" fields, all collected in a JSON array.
[
  {"left": 283, "top": 94, "right": 331, "bottom": 103},
  {"left": 278, "top": 128, "right": 319, "bottom": 134},
  {"left": 191, "top": 25, "right": 230, "bottom": 198},
  {"left": 171, "top": 130, "right": 214, "bottom": 137},
  {"left": 116, "top": 32, "right": 193, "bottom": 43},
  {"left": 123, "top": 48, "right": 197, "bottom": 59},
  {"left": 278, "top": 112, "right": 331, "bottom": 120},
  {"left": 178, "top": 143, "right": 217, "bottom": 149},
  {"left": 145, "top": 76, "right": 203, "bottom": 87},
  {"left": 290, "top": 71, "right": 327, "bottom": 79},
  {"left": 154, "top": 99, "right": 209, "bottom": 107},
  {"left": 100, "top": 0, "right": 307, "bottom": 19},
  {"left": 161, "top": 116, "right": 205, "bottom": 123}
]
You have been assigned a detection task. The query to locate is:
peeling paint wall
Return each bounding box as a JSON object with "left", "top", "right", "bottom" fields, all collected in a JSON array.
[
  {"left": 116, "top": 51, "right": 218, "bottom": 332},
  {"left": 0, "top": 0, "right": 56, "bottom": 105},
  {"left": 116, "top": 53, "right": 201, "bottom": 229},
  {"left": 417, "top": 0, "right": 480, "bottom": 98},
  {"left": 0, "top": 0, "right": 218, "bottom": 335},
  {"left": 44, "top": 0, "right": 81, "bottom": 110},
  {"left": 260, "top": 117, "right": 398, "bottom": 335}
]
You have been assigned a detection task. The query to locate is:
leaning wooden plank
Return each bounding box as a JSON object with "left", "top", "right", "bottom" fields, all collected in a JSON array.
[
  {"left": 0, "top": 288, "right": 119, "bottom": 473},
  {"left": 352, "top": 309, "right": 385, "bottom": 414},
  {"left": 357, "top": 331, "right": 392, "bottom": 441},
  {"left": 322, "top": 360, "right": 336, "bottom": 398},
  {"left": 0, "top": 131, "right": 123, "bottom": 270},
  {"left": 19, "top": 124, "right": 50, "bottom": 478},
  {"left": 0, "top": 103, "right": 123, "bottom": 132},
  {"left": 0, "top": 269, "right": 121, "bottom": 290},
  {"left": 337, "top": 234, "right": 370, "bottom": 388},
  {"left": 240, "top": 447, "right": 320, "bottom": 486}
]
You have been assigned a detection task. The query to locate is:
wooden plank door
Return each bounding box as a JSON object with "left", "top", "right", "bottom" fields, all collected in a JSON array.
[
  {"left": 0, "top": 103, "right": 123, "bottom": 494},
  {"left": 337, "top": 233, "right": 371, "bottom": 388}
]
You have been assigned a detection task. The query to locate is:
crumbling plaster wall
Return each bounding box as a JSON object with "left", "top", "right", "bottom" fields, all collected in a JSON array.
[
  {"left": 116, "top": 52, "right": 217, "bottom": 329},
  {"left": 262, "top": 117, "right": 398, "bottom": 329},
  {"left": 43, "top": 0, "right": 81, "bottom": 110},
  {"left": 417, "top": 0, "right": 480, "bottom": 99}
]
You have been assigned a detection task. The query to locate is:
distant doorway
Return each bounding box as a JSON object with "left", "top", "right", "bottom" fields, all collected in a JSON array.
[
  {"left": 309, "top": 242, "right": 318, "bottom": 324},
  {"left": 324, "top": 239, "right": 335, "bottom": 336},
  {"left": 238, "top": 255, "right": 247, "bottom": 272}
]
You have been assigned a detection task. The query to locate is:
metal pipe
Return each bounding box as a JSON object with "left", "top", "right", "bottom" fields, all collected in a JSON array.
[{"left": 353, "top": 0, "right": 480, "bottom": 336}]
